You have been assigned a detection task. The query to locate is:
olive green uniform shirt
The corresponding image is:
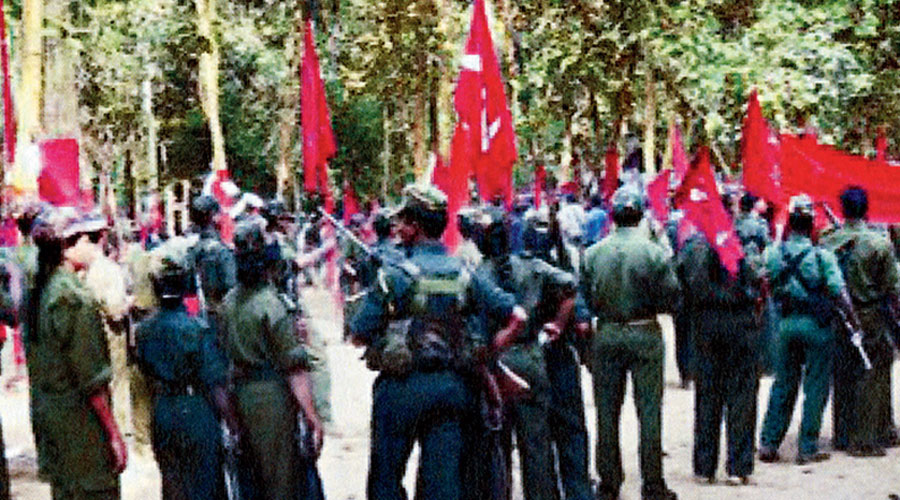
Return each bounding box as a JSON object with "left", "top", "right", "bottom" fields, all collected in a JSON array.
[
  {"left": 30, "top": 269, "right": 117, "bottom": 491},
  {"left": 582, "top": 226, "right": 680, "bottom": 322}
]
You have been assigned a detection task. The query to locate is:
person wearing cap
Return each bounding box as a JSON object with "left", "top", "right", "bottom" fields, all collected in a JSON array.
[
  {"left": 26, "top": 207, "right": 127, "bottom": 499},
  {"left": 582, "top": 185, "right": 681, "bottom": 500},
  {"left": 759, "top": 194, "right": 864, "bottom": 464},
  {"left": 219, "top": 218, "right": 324, "bottom": 500},
  {"left": 188, "top": 195, "right": 237, "bottom": 329},
  {"left": 134, "top": 240, "right": 236, "bottom": 500},
  {"left": 348, "top": 183, "right": 523, "bottom": 500},
  {"left": 821, "top": 186, "right": 900, "bottom": 456},
  {"left": 472, "top": 206, "right": 581, "bottom": 500}
]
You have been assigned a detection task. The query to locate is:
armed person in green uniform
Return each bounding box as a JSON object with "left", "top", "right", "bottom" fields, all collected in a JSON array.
[
  {"left": 348, "top": 184, "right": 523, "bottom": 500},
  {"left": 27, "top": 208, "right": 128, "bottom": 499},
  {"left": 134, "top": 239, "right": 238, "bottom": 499},
  {"left": 821, "top": 186, "right": 900, "bottom": 456},
  {"left": 219, "top": 218, "right": 323, "bottom": 500},
  {"left": 759, "top": 194, "right": 865, "bottom": 464},
  {"left": 473, "top": 207, "right": 578, "bottom": 500},
  {"left": 679, "top": 215, "right": 764, "bottom": 485},
  {"left": 188, "top": 195, "right": 237, "bottom": 325},
  {"left": 582, "top": 185, "right": 680, "bottom": 500}
]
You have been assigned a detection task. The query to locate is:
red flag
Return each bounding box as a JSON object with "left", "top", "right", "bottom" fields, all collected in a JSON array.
[
  {"left": 876, "top": 127, "right": 888, "bottom": 161},
  {"left": 534, "top": 164, "right": 545, "bottom": 209},
  {"left": 601, "top": 145, "right": 619, "bottom": 203},
  {"left": 741, "top": 89, "right": 782, "bottom": 205},
  {"left": 38, "top": 138, "right": 81, "bottom": 207},
  {"left": 343, "top": 181, "right": 360, "bottom": 225},
  {"left": 675, "top": 147, "right": 743, "bottom": 277},
  {"left": 451, "top": 0, "right": 517, "bottom": 206},
  {"left": 668, "top": 122, "right": 688, "bottom": 182},
  {"left": 301, "top": 20, "right": 336, "bottom": 195},
  {"left": 0, "top": 0, "right": 13, "bottom": 166},
  {"left": 647, "top": 169, "right": 671, "bottom": 224}
]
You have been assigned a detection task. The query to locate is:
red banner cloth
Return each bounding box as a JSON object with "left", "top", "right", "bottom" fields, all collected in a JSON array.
[
  {"left": 301, "top": 20, "right": 336, "bottom": 195},
  {"left": 876, "top": 129, "right": 888, "bottom": 161},
  {"left": 451, "top": 0, "right": 517, "bottom": 206},
  {"left": 648, "top": 169, "right": 671, "bottom": 224},
  {"left": 38, "top": 138, "right": 81, "bottom": 207},
  {"left": 0, "top": 0, "right": 13, "bottom": 166},
  {"left": 668, "top": 122, "right": 689, "bottom": 182},
  {"left": 602, "top": 146, "right": 619, "bottom": 203},
  {"left": 779, "top": 134, "right": 900, "bottom": 224},
  {"left": 674, "top": 147, "right": 744, "bottom": 277},
  {"left": 534, "top": 164, "right": 545, "bottom": 209},
  {"left": 741, "top": 89, "right": 783, "bottom": 205}
]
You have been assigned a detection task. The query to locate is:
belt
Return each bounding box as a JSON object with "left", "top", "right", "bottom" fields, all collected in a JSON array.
[
  {"left": 592, "top": 317, "right": 656, "bottom": 331},
  {"left": 152, "top": 381, "right": 198, "bottom": 396}
]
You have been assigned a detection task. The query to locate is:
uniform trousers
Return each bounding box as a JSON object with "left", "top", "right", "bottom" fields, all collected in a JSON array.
[
  {"left": 367, "top": 370, "right": 471, "bottom": 500},
  {"left": 692, "top": 309, "right": 759, "bottom": 478},
  {"left": 545, "top": 342, "right": 592, "bottom": 500},
  {"left": 590, "top": 322, "right": 666, "bottom": 496},
  {"left": 760, "top": 315, "right": 834, "bottom": 456}
]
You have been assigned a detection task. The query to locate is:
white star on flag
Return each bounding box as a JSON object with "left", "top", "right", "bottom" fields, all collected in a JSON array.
[
  {"left": 690, "top": 188, "right": 708, "bottom": 202},
  {"left": 460, "top": 54, "right": 482, "bottom": 72}
]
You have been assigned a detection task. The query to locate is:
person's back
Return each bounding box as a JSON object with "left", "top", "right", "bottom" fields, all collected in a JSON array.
[
  {"left": 582, "top": 186, "right": 679, "bottom": 500},
  {"left": 136, "top": 304, "right": 227, "bottom": 500},
  {"left": 820, "top": 187, "right": 900, "bottom": 455}
]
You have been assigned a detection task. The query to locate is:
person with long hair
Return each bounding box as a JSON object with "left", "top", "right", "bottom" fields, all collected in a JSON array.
[{"left": 27, "top": 208, "right": 127, "bottom": 499}]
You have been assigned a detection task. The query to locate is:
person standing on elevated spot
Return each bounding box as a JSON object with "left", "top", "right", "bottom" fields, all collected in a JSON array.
[{"left": 582, "top": 185, "right": 680, "bottom": 500}]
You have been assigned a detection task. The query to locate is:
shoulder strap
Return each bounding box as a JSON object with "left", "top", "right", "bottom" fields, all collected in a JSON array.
[{"left": 774, "top": 246, "right": 813, "bottom": 291}]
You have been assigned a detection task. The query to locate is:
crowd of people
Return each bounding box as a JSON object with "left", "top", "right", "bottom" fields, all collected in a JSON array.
[{"left": 0, "top": 161, "right": 898, "bottom": 500}]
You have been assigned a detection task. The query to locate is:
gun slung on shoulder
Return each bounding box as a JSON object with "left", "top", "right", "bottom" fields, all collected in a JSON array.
[{"left": 318, "top": 208, "right": 377, "bottom": 259}]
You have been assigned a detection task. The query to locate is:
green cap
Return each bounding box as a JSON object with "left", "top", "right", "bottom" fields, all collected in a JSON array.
[
  {"left": 611, "top": 185, "right": 644, "bottom": 213},
  {"left": 788, "top": 194, "right": 814, "bottom": 217},
  {"left": 398, "top": 183, "right": 448, "bottom": 216}
]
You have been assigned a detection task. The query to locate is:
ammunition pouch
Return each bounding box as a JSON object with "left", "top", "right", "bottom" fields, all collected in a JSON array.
[{"left": 366, "top": 319, "right": 413, "bottom": 376}]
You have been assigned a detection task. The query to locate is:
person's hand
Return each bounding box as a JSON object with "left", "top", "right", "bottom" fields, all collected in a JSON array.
[
  {"left": 574, "top": 321, "right": 590, "bottom": 340},
  {"left": 307, "top": 414, "right": 325, "bottom": 458},
  {"left": 108, "top": 433, "right": 128, "bottom": 474}
]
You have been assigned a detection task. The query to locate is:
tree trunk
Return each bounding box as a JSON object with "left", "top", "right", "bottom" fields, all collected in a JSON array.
[
  {"left": 195, "top": 0, "right": 226, "bottom": 173},
  {"left": 14, "top": 0, "right": 42, "bottom": 192},
  {"left": 643, "top": 70, "right": 656, "bottom": 174}
]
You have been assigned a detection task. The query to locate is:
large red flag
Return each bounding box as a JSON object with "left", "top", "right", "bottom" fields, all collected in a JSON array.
[
  {"left": 451, "top": 0, "right": 517, "bottom": 206},
  {"left": 601, "top": 145, "right": 619, "bottom": 203},
  {"left": 741, "top": 89, "right": 782, "bottom": 205},
  {"left": 0, "top": 0, "right": 13, "bottom": 166},
  {"left": 301, "top": 20, "right": 336, "bottom": 196},
  {"left": 668, "top": 122, "right": 688, "bottom": 182},
  {"left": 675, "top": 147, "right": 743, "bottom": 277}
]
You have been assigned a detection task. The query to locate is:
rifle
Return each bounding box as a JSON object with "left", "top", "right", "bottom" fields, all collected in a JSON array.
[
  {"left": 820, "top": 201, "right": 841, "bottom": 229},
  {"left": 834, "top": 304, "right": 873, "bottom": 371},
  {"left": 221, "top": 422, "right": 242, "bottom": 500},
  {"left": 318, "top": 208, "right": 377, "bottom": 259}
]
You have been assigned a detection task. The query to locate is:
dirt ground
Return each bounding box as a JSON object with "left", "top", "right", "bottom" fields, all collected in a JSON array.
[{"left": 3, "top": 287, "right": 900, "bottom": 499}]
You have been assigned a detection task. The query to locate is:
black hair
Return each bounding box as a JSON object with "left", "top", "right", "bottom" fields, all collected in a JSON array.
[
  {"left": 374, "top": 214, "right": 392, "bottom": 239},
  {"left": 612, "top": 207, "right": 643, "bottom": 227},
  {"left": 29, "top": 238, "right": 64, "bottom": 343},
  {"left": 788, "top": 213, "right": 814, "bottom": 236},
  {"left": 740, "top": 193, "right": 758, "bottom": 213},
  {"left": 402, "top": 207, "right": 447, "bottom": 239},
  {"left": 840, "top": 186, "right": 868, "bottom": 220}
]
